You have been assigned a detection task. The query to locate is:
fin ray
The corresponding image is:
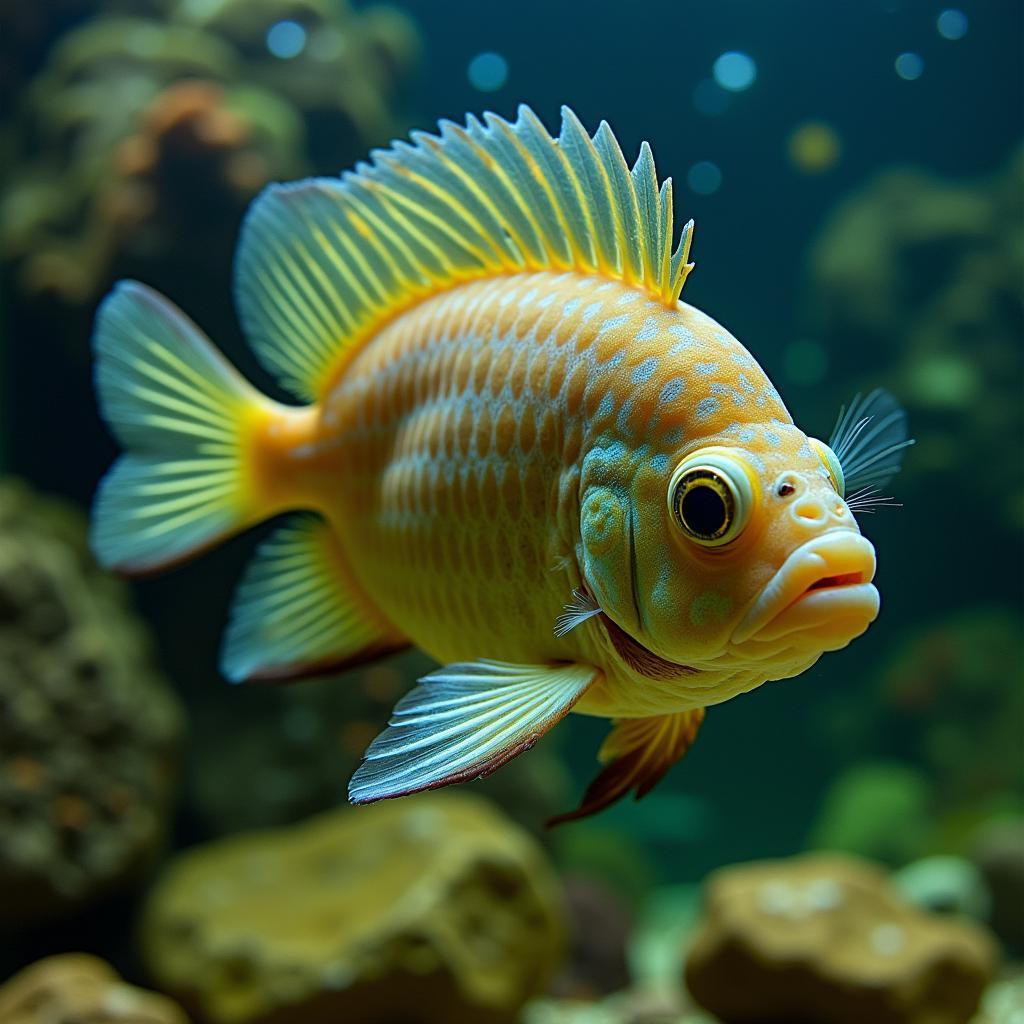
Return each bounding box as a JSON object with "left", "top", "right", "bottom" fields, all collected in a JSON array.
[
  {"left": 349, "top": 660, "right": 596, "bottom": 803},
  {"left": 91, "top": 281, "right": 272, "bottom": 574},
  {"left": 549, "top": 709, "right": 705, "bottom": 826},
  {"left": 235, "top": 105, "right": 693, "bottom": 401},
  {"left": 221, "top": 515, "right": 404, "bottom": 683}
]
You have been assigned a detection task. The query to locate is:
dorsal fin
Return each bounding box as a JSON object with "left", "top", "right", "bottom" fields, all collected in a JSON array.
[{"left": 235, "top": 104, "right": 695, "bottom": 402}]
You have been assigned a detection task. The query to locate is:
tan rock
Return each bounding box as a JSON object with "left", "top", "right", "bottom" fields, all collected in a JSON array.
[
  {"left": 684, "top": 853, "right": 998, "bottom": 1024},
  {"left": 0, "top": 953, "right": 189, "bottom": 1024},
  {"left": 141, "top": 792, "right": 565, "bottom": 1024}
]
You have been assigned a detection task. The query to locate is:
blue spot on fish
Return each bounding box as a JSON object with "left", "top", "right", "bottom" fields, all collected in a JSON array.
[
  {"left": 564, "top": 298, "right": 581, "bottom": 315},
  {"left": 696, "top": 397, "right": 720, "bottom": 420},
  {"left": 635, "top": 316, "right": 660, "bottom": 342},
  {"left": 598, "top": 313, "right": 630, "bottom": 333},
  {"left": 631, "top": 357, "right": 658, "bottom": 384},
  {"left": 659, "top": 378, "right": 685, "bottom": 403},
  {"left": 596, "top": 392, "right": 615, "bottom": 419},
  {"left": 582, "top": 301, "right": 602, "bottom": 321},
  {"left": 763, "top": 430, "right": 782, "bottom": 446},
  {"left": 695, "top": 362, "right": 718, "bottom": 376},
  {"left": 616, "top": 398, "right": 636, "bottom": 434},
  {"left": 538, "top": 292, "right": 556, "bottom": 308},
  {"left": 651, "top": 453, "right": 669, "bottom": 473},
  {"left": 663, "top": 426, "right": 685, "bottom": 444}
]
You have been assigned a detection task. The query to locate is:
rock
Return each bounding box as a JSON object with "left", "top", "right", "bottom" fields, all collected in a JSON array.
[
  {"left": 0, "top": 953, "right": 189, "bottom": 1023},
  {"left": 141, "top": 793, "right": 565, "bottom": 1024},
  {"left": 684, "top": 853, "right": 998, "bottom": 1024},
  {"left": 973, "top": 819, "right": 1024, "bottom": 953},
  {"left": 0, "top": 481, "right": 182, "bottom": 926}
]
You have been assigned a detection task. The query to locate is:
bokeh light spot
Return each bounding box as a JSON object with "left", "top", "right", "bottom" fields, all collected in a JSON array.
[
  {"left": 937, "top": 9, "right": 968, "bottom": 40},
  {"left": 712, "top": 51, "right": 757, "bottom": 92},
  {"left": 467, "top": 52, "right": 508, "bottom": 92},
  {"left": 693, "top": 78, "right": 731, "bottom": 116},
  {"left": 895, "top": 52, "right": 924, "bottom": 80},
  {"left": 782, "top": 339, "right": 828, "bottom": 387},
  {"left": 687, "top": 161, "right": 722, "bottom": 196},
  {"left": 788, "top": 121, "right": 842, "bottom": 174},
  {"left": 266, "top": 20, "right": 306, "bottom": 59}
]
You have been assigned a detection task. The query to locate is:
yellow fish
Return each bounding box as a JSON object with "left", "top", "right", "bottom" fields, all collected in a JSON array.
[{"left": 90, "top": 106, "right": 911, "bottom": 822}]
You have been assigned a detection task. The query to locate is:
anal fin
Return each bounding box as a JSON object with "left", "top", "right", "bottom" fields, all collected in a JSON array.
[
  {"left": 349, "top": 660, "right": 597, "bottom": 804},
  {"left": 221, "top": 515, "right": 405, "bottom": 683},
  {"left": 549, "top": 708, "right": 705, "bottom": 826}
]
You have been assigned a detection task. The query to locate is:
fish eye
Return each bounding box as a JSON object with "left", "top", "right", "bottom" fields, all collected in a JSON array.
[
  {"left": 667, "top": 450, "right": 753, "bottom": 548},
  {"left": 809, "top": 438, "right": 845, "bottom": 497}
]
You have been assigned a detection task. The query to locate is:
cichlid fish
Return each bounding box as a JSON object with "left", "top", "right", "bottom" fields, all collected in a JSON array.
[{"left": 90, "top": 106, "right": 912, "bottom": 822}]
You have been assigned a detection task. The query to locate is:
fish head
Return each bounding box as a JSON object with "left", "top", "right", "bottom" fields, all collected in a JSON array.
[{"left": 578, "top": 421, "right": 878, "bottom": 692}]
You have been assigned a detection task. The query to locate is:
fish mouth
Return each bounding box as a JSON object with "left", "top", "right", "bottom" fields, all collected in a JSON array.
[{"left": 731, "top": 531, "right": 879, "bottom": 647}]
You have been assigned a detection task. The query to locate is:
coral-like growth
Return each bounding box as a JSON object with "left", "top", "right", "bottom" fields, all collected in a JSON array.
[
  {"left": 1, "top": 0, "right": 419, "bottom": 308},
  {"left": 0, "top": 480, "right": 182, "bottom": 926}
]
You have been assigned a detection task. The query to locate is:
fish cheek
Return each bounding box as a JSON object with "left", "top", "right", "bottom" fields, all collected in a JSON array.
[{"left": 578, "top": 486, "right": 635, "bottom": 632}]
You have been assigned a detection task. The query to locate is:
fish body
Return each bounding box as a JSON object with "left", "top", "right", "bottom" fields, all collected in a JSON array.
[{"left": 90, "top": 107, "right": 910, "bottom": 821}]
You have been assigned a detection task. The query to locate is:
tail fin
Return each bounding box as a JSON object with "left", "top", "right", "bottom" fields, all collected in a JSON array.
[{"left": 91, "top": 281, "right": 275, "bottom": 575}]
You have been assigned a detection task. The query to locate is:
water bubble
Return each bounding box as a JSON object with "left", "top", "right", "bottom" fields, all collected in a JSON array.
[
  {"left": 687, "top": 161, "right": 722, "bottom": 195},
  {"left": 266, "top": 20, "right": 307, "bottom": 60},
  {"left": 713, "top": 51, "right": 757, "bottom": 92},
  {"left": 693, "top": 78, "right": 731, "bottom": 116},
  {"left": 894, "top": 52, "right": 924, "bottom": 80},
  {"left": 467, "top": 52, "right": 508, "bottom": 92},
  {"left": 937, "top": 8, "right": 968, "bottom": 40}
]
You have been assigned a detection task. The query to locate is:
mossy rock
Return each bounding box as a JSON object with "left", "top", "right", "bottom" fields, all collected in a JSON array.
[{"left": 141, "top": 793, "right": 566, "bottom": 1024}]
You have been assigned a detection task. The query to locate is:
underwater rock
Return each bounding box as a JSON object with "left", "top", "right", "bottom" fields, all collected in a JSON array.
[
  {"left": 1, "top": 0, "right": 419, "bottom": 308},
  {"left": 0, "top": 480, "right": 182, "bottom": 926},
  {"left": 0, "top": 952, "right": 189, "bottom": 1023},
  {"left": 141, "top": 793, "right": 565, "bottom": 1024},
  {"left": 805, "top": 150, "right": 1024, "bottom": 536},
  {"left": 809, "top": 760, "right": 932, "bottom": 866},
  {"left": 972, "top": 818, "right": 1024, "bottom": 954},
  {"left": 684, "top": 853, "right": 998, "bottom": 1024}
]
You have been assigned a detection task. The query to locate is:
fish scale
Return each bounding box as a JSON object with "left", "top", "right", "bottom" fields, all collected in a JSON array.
[{"left": 89, "top": 105, "right": 909, "bottom": 820}]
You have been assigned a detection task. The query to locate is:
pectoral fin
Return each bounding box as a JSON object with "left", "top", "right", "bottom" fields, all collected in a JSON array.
[
  {"left": 348, "top": 660, "right": 597, "bottom": 804},
  {"left": 549, "top": 708, "right": 705, "bottom": 826}
]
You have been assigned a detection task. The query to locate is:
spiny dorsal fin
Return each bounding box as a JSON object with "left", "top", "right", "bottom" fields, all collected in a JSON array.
[{"left": 235, "top": 105, "right": 695, "bottom": 402}]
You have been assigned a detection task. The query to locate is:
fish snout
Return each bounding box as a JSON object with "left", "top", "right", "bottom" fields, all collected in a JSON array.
[
  {"left": 781, "top": 476, "right": 855, "bottom": 532},
  {"left": 731, "top": 531, "right": 879, "bottom": 648}
]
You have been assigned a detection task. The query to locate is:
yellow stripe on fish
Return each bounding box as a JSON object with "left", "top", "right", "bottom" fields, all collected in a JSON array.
[{"left": 90, "top": 106, "right": 912, "bottom": 822}]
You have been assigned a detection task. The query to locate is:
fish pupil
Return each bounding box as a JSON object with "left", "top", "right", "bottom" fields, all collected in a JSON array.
[{"left": 681, "top": 482, "right": 729, "bottom": 539}]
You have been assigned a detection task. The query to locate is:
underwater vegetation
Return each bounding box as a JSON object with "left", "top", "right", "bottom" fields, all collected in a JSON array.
[{"left": 0, "top": 0, "right": 419, "bottom": 309}]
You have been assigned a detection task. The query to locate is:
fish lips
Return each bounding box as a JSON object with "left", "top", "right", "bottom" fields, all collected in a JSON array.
[{"left": 731, "top": 531, "right": 879, "bottom": 648}]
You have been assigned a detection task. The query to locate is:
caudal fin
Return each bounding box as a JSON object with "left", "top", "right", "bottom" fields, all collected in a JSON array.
[{"left": 91, "top": 281, "right": 273, "bottom": 575}]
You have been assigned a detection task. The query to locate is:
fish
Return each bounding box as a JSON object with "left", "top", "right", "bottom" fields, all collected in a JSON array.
[{"left": 89, "top": 105, "right": 912, "bottom": 823}]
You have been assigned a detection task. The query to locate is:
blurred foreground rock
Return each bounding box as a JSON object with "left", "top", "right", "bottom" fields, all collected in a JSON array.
[
  {"left": 0, "top": 481, "right": 182, "bottom": 926},
  {"left": 0, "top": 953, "right": 189, "bottom": 1023},
  {"left": 141, "top": 792, "right": 564, "bottom": 1024},
  {"left": 684, "top": 853, "right": 997, "bottom": 1024}
]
